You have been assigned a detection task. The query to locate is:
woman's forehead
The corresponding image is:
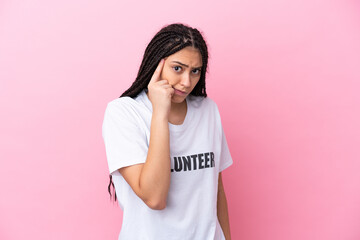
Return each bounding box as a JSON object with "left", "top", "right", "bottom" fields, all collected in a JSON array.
[{"left": 167, "top": 47, "right": 202, "bottom": 66}]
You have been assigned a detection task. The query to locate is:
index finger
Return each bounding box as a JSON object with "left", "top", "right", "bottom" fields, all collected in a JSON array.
[{"left": 149, "top": 59, "right": 165, "bottom": 83}]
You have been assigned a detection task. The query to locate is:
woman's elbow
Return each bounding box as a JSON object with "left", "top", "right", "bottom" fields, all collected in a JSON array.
[{"left": 146, "top": 198, "right": 167, "bottom": 210}]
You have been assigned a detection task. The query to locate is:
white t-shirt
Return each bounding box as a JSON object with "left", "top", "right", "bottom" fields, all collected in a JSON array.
[{"left": 102, "top": 89, "right": 233, "bottom": 240}]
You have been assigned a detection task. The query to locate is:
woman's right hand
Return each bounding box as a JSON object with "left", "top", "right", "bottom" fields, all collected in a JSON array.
[{"left": 147, "top": 59, "right": 175, "bottom": 118}]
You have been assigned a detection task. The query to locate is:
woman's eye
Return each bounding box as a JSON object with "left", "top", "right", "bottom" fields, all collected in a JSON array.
[
  {"left": 192, "top": 69, "right": 200, "bottom": 74},
  {"left": 173, "top": 66, "right": 182, "bottom": 72}
]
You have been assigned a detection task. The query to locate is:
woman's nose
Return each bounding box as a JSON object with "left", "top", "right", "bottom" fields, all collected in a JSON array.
[{"left": 180, "top": 74, "right": 191, "bottom": 87}]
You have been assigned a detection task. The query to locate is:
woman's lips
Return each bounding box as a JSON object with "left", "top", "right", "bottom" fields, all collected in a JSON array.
[{"left": 174, "top": 88, "right": 187, "bottom": 96}]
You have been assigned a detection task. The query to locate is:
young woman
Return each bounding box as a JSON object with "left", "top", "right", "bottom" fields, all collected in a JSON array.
[{"left": 102, "top": 23, "right": 233, "bottom": 240}]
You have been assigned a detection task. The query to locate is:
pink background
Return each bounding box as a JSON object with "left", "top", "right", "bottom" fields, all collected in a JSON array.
[{"left": 1, "top": 0, "right": 359, "bottom": 239}]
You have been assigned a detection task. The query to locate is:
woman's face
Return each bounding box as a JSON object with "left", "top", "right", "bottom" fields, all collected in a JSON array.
[{"left": 160, "top": 46, "right": 203, "bottom": 103}]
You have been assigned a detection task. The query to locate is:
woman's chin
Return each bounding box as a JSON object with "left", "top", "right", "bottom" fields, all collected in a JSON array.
[{"left": 171, "top": 95, "right": 186, "bottom": 103}]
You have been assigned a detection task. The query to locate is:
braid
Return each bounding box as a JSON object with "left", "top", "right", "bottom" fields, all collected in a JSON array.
[{"left": 109, "top": 23, "right": 209, "bottom": 202}]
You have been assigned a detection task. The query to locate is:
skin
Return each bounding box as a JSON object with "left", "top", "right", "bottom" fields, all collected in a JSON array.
[
  {"left": 148, "top": 46, "right": 232, "bottom": 238},
  {"left": 218, "top": 172, "right": 232, "bottom": 240},
  {"left": 146, "top": 46, "right": 203, "bottom": 124},
  {"left": 120, "top": 46, "right": 231, "bottom": 238}
]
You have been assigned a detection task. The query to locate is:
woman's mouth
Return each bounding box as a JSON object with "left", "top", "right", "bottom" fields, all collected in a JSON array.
[{"left": 174, "top": 88, "right": 187, "bottom": 96}]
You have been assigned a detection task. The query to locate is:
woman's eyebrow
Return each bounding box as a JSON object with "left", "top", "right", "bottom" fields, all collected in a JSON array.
[{"left": 171, "top": 61, "right": 202, "bottom": 69}]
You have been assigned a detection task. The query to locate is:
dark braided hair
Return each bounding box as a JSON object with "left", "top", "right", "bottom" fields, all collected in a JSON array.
[{"left": 108, "top": 22, "right": 209, "bottom": 202}]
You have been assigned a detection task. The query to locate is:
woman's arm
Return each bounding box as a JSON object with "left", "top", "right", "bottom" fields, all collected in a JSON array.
[
  {"left": 217, "top": 172, "right": 232, "bottom": 240},
  {"left": 118, "top": 113, "right": 170, "bottom": 210},
  {"left": 118, "top": 61, "right": 172, "bottom": 210}
]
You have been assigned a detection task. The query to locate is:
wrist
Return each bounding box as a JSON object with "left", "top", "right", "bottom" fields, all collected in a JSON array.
[{"left": 152, "top": 111, "right": 169, "bottom": 122}]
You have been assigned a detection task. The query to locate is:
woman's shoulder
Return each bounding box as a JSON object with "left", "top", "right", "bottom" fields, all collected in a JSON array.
[
  {"left": 106, "top": 96, "right": 134, "bottom": 111},
  {"left": 107, "top": 96, "right": 133, "bottom": 106},
  {"left": 188, "top": 94, "right": 219, "bottom": 111},
  {"left": 104, "top": 96, "right": 145, "bottom": 120}
]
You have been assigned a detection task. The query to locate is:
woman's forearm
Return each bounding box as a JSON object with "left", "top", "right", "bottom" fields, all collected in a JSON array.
[
  {"left": 139, "top": 112, "right": 171, "bottom": 209},
  {"left": 217, "top": 173, "right": 232, "bottom": 240}
]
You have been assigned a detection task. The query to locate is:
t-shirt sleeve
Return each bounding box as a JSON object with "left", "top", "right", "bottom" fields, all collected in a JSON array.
[
  {"left": 213, "top": 102, "right": 233, "bottom": 173},
  {"left": 102, "top": 100, "right": 148, "bottom": 175},
  {"left": 219, "top": 123, "right": 233, "bottom": 172}
]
